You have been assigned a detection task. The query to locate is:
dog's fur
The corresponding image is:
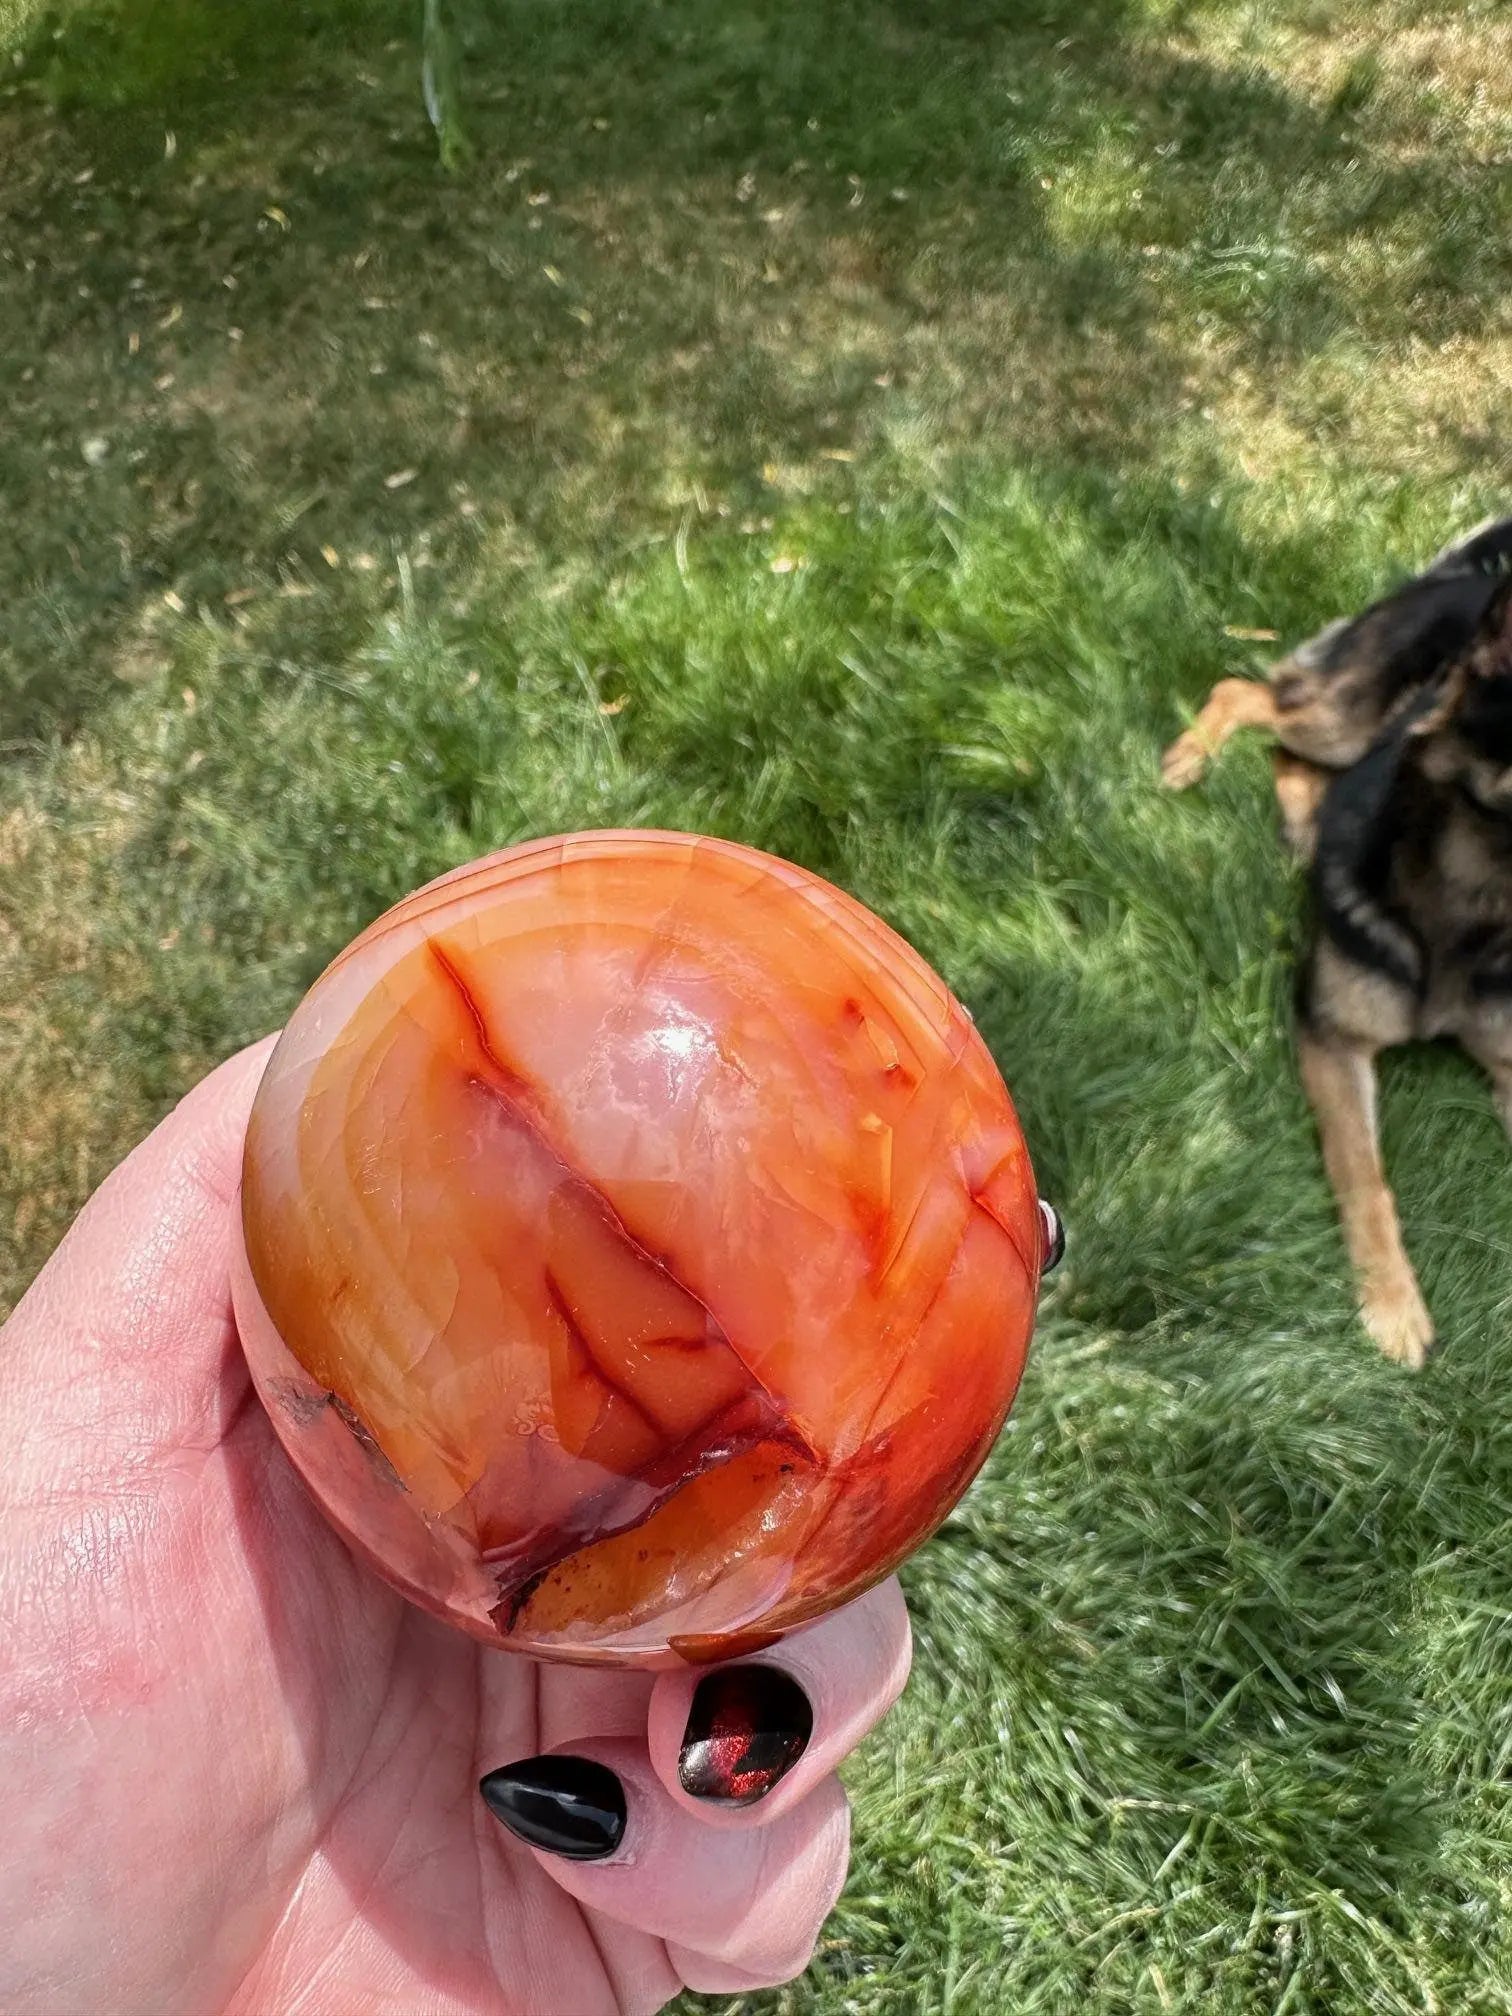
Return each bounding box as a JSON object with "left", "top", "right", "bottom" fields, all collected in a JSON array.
[{"left": 1162, "top": 517, "right": 1512, "bottom": 1367}]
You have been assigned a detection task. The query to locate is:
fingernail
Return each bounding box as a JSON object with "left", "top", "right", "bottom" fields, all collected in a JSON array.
[
  {"left": 679, "top": 1663, "right": 813, "bottom": 1806},
  {"left": 1038, "top": 1199, "right": 1065, "bottom": 1275},
  {"left": 479, "top": 1755, "right": 626, "bottom": 1861}
]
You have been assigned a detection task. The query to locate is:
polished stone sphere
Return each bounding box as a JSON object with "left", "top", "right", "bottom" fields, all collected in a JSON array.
[{"left": 232, "top": 831, "right": 1047, "bottom": 1666}]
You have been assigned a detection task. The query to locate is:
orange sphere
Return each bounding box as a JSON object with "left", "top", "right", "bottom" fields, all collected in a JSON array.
[{"left": 232, "top": 831, "right": 1046, "bottom": 1666}]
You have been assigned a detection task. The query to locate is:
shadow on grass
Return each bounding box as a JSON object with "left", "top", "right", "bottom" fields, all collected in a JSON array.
[
  {"left": 5, "top": 417, "right": 1510, "bottom": 2001},
  {"left": 4, "top": 7, "right": 1511, "bottom": 2000},
  {"left": 3, "top": 0, "right": 1506, "bottom": 748}
]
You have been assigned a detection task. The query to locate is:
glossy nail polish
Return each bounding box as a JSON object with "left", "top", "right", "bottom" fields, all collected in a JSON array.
[
  {"left": 679, "top": 1663, "right": 813, "bottom": 1806},
  {"left": 479, "top": 1755, "right": 626, "bottom": 1860},
  {"left": 1038, "top": 1199, "right": 1066, "bottom": 1274}
]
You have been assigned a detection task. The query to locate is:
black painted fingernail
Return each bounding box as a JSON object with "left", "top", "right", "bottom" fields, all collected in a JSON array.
[
  {"left": 679, "top": 1663, "right": 813, "bottom": 1806},
  {"left": 479, "top": 1755, "right": 626, "bottom": 1861},
  {"left": 1038, "top": 1199, "right": 1066, "bottom": 1275}
]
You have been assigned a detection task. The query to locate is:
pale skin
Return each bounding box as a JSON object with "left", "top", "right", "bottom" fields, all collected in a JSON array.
[{"left": 0, "top": 1037, "right": 913, "bottom": 2015}]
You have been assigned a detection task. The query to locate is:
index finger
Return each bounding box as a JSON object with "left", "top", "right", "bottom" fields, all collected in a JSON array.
[{"left": 646, "top": 1576, "right": 912, "bottom": 1828}]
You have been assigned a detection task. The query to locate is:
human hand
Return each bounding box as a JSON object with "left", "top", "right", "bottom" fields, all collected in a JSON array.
[{"left": 0, "top": 1039, "right": 912, "bottom": 2015}]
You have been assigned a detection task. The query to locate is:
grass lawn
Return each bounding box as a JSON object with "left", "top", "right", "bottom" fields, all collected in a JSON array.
[{"left": 3, "top": 0, "right": 1512, "bottom": 2008}]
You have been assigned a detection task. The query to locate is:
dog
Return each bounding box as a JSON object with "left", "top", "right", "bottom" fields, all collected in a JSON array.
[{"left": 1161, "top": 517, "right": 1512, "bottom": 1368}]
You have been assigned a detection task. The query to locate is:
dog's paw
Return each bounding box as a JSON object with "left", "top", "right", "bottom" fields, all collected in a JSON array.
[
  {"left": 1159, "top": 731, "right": 1210, "bottom": 791},
  {"left": 1363, "top": 1283, "right": 1436, "bottom": 1371}
]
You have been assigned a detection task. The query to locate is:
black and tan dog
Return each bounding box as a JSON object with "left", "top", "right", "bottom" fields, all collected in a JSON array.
[{"left": 1162, "top": 517, "right": 1512, "bottom": 1368}]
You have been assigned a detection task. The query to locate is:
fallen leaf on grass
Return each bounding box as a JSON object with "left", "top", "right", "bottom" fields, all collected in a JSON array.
[
  {"left": 384, "top": 469, "right": 418, "bottom": 489},
  {"left": 1223, "top": 625, "right": 1278, "bottom": 641}
]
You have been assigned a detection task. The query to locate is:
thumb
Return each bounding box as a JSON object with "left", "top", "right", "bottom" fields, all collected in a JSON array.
[{"left": 0, "top": 1035, "right": 279, "bottom": 1472}]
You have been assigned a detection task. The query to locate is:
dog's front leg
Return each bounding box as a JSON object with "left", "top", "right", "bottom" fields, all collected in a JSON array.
[
  {"left": 1161, "top": 679, "right": 1281, "bottom": 790},
  {"left": 1296, "top": 1029, "right": 1435, "bottom": 1368},
  {"left": 1272, "top": 751, "right": 1330, "bottom": 863}
]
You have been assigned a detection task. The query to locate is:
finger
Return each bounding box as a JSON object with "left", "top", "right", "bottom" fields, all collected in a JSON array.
[
  {"left": 0, "top": 1035, "right": 279, "bottom": 1460},
  {"left": 646, "top": 1576, "right": 912, "bottom": 1827},
  {"left": 480, "top": 1737, "right": 851, "bottom": 1994},
  {"left": 535, "top": 1662, "right": 658, "bottom": 1752}
]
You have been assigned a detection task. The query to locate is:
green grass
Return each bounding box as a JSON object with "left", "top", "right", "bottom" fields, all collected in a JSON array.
[{"left": 3, "top": 1, "right": 1512, "bottom": 2009}]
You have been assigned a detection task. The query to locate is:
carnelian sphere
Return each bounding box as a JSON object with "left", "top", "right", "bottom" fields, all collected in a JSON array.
[{"left": 232, "top": 830, "right": 1045, "bottom": 1666}]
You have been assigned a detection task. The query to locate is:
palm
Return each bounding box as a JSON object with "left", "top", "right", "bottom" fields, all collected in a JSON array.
[
  {"left": 182, "top": 1349, "right": 670, "bottom": 2016},
  {"left": 3, "top": 1047, "right": 676, "bottom": 2016},
  {"left": 5, "top": 1041, "right": 902, "bottom": 2016}
]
